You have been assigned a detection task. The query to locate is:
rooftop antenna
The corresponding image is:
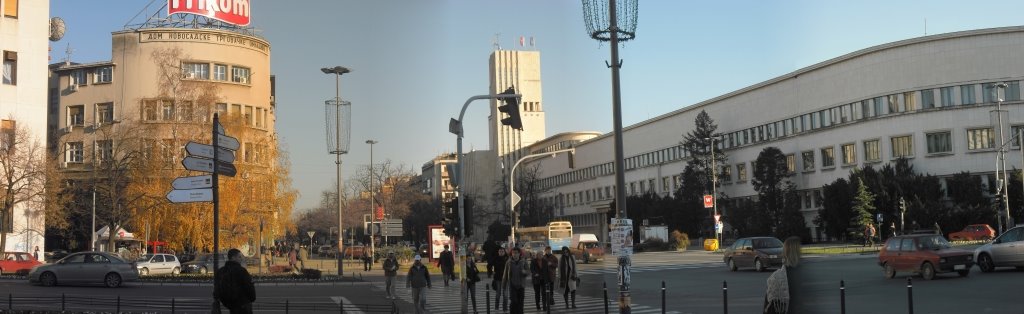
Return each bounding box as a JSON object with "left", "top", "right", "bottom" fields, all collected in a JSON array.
[
  {"left": 63, "top": 43, "right": 74, "bottom": 66},
  {"left": 924, "top": 18, "right": 927, "bottom": 36},
  {"left": 493, "top": 33, "right": 501, "bottom": 50}
]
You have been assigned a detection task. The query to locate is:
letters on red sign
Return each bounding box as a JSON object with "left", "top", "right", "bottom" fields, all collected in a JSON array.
[{"left": 168, "top": 0, "right": 251, "bottom": 26}]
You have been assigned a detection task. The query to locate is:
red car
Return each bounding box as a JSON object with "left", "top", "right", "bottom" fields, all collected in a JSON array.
[
  {"left": 878, "top": 234, "right": 974, "bottom": 280},
  {"left": 948, "top": 224, "right": 996, "bottom": 241},
  {"left": 0, "top": 252, "right": 42, "bottom": 275}
]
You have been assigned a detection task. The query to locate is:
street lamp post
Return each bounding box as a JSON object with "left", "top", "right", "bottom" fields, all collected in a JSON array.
[
  {"left": 322, "top": 65, "right": 351, "bottom": 276},
  {"left": 583, "top": 1, "right": 638, "bottom": 312},
  {"left": 366, "top": 139, "right": 378, "bottom": 261},
  {"left": 993, "top": 83, "right": 1013, "bottom": 233},
  {"left": 704, "top": 137, "right": 720, "bottom": 247}
]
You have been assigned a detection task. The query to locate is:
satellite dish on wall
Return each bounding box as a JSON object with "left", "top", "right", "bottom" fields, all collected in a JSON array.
[{"left": 49, "top": 17, "right": 66, "bottom": 42}]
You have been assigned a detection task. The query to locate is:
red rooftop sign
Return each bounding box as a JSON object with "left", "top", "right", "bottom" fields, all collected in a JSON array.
[{"left": 168, "top": 0, "right": 251, "bottom": 26}]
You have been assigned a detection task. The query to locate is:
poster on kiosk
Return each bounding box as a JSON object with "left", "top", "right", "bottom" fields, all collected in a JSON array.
[{"left": 428, "top": 225, "right": 452, "bottom": 260}]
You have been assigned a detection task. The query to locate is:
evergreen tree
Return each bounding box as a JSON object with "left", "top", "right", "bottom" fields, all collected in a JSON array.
[
  {"left": 850, "top": 178, "right": 876, "bottom": 236},
  {"left": 752, "top": 147, "right": 790, "bottom": 232},
  {"left": 818, "top": 178, "right": 853, "bottom": 241},
  {"left": 675, "top": 110, "right": 728, "bottom": 238}
]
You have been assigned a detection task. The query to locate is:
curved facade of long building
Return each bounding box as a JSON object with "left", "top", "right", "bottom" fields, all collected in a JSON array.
[{"left": 527, "top": 26, "right": 1024, "bottom": 241}]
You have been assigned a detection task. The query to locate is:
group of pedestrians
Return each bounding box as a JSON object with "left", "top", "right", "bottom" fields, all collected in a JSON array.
[{"left": 492, "top": 245, "right": 579, "bottom": 314}]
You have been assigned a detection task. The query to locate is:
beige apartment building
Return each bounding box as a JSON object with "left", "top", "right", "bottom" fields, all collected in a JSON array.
[{"left": 49, "top": 25, "right": 278, "bottom": 250}]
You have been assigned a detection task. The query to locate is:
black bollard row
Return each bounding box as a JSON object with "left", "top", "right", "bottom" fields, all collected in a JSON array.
[
  {"left": 840, "top": 280, "right": 846, "bottom": 314},
  {"left": 723, "top": 281, "right": 728, "bottom": 314},
  {"left": 661, "top": 280, "right": 666, "bottom": 314},
  {"left": 603, "top": 281, "right": 609, "bottom": 314},
  {"left": 907, "top": 277, "right": 913, "bottom": 314}
]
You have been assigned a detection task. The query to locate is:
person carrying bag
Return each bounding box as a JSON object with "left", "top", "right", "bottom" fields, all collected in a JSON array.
[{"left": 558, "top": 246, "right": 579, "bottom": 309}]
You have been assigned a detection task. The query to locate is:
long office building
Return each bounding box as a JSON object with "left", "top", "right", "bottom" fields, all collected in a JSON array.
[{"left": 525, "top": 26, "right": 1024, "bottom": 241}]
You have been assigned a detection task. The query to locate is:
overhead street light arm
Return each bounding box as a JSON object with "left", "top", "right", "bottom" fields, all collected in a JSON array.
[{"left": 509, "top": 148, "right": 576, "bottom": 246}]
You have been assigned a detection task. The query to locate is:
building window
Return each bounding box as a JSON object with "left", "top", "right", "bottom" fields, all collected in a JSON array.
[
  {"left": 95, "top": 140, "right": 113, "bottom": 162},
  {"left": 95, "top": 66, "right": 112, "bottom": 83},
  {"left": 903, "top": 92, "right": 917, "bottom": 111},
  {"left": 662, "top": 177, "right": 671, "bottom": 191},
  {"left": 721, "top": 165, "right": 732, "bottom": 183},
  {"left": 921, "top": 89, "right": 935, "bottom": 109},
  {"left": 2, "top": 0, "right": 17, "bottom": 18},
  {"left": 1013, "top": 126, "right": 1024, "bottom": 147},
  {"left": 161, "top": 101, "right": 175, "bottom": 121},
  {"left": 891, "top": 135, "right": 914, "bottom": 158},
  {"left": 1007, "top": 81, "right": 1022, "bottom": 101},
  {"left": 2, "top": 51, "right": 16, "bottom": 85},
  {"left": 66, "top": 142, "right": 83, "bottom": 163},
  {"left": 926, "top": 131, "right": 952, "bottom": 154},
  {"left": 71, "top": 70, "right": 87, "bottom": 86},
  {"left": 864, "top": 139, "right": 881, "bottom": 162},
  {"left": 873, "top": 97, "right": 885, "bottom": 116},
  {"left": 161, "top": 139, "right": 177, "bottom": 167},
  {"left": 861, "top": 100, "right": 874, "bottom": 118},
  {"left": 213, "top": 64, "right": 228, "bottom": 81},
  {"left": 821, "top": 147, "right": 835, "bottom": 168},
  {"left": 940, "top": 87, "right": 955, "bottom": 107},
  {"left": 143, "top": 100, "right": 158, "bottom": 121},
  {"left": 961, "top": 84, "right": 976, "bottom": 105},
  {"left": 841, "top": 143, "right": 856, "bottom": 165},
  {"left": 232, "top": 66, "right": 251, "bottom": 84},
  {"left": 95, "top": 103, "right": 114, "bottom": 124},
  {"left": 178, "top": 101, "right": 193, "bottom": 121},
  {"left": 802, "top": 151, "right": 815, "bottom": 171},
  {"left": 786, "top": 154, "right": 796, "bottom": 173},
  {"left": 803, "top": 191, "right": 812, "bottom": 208},
  {"left": 888, "top": 94, "right": 901, "bottom": 113},
  {"left": 737, "top": 163, "right": 747, "bottom": 181},
  {"left": 967, "top": 128, "right": 996, "bottom": 150},
  {"left": 68, "top": 105, "right": 85, "bottom": 126},
  {"left": 182, "top": 62, "right": 209, "bottom": 80},
  {"left": 0, "top": 120, "right": 14, "bottom": 152}
]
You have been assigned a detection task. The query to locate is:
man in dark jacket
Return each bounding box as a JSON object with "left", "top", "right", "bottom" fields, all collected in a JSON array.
[
  {"left": 503, "top": 247, "right": 529, "bottom": 314},
  {"left": 406, "top": 255, "right": 431, "bottom": 314},
  {"left": 438, "top": 244, "right": 455, "bottom": 286},
  {"left": 383, "top": 252, "right": 399, "bottom": 299},
  {"left": 215, "top": 249, "right": 256, "bottom": 314},
  {"left": 530, "top": 247, "right": 551, "bottom": 311},
  {"left": 491, "top": 247, "right": 508, "bottom": 311}
]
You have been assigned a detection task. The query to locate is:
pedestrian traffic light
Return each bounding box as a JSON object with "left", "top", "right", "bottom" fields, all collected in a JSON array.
[
  {"left": 497, "top": 87, "right": 523, "bottom": 130},
  {"left": 994, "top": 194, "right": 1004, "bottom": 207}
]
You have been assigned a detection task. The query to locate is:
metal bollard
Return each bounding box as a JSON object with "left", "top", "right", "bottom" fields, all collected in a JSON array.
[
  {"left": 546, "top": 284, "right": 551, "bottom": 314},
  {"left": 486, "top": 286, "right": 491, "bottom": 314},
  {"left": 286, "top": 299, "right": 290, "bottom": 314},
  {"left": 662, "top": 281, "right": 666, "bottom": 314},
  {"left": 840, "top": 280, "right": 846, "bottom": 314},
  {"left": 117, "top": 295, "right": 121, "bottom": 314},
  {"left": 172, "top": 298, "right": 176, "bottom": 314},
  {"left": 62, "top": 293, "right": 65, "bottom": 311},
  {"left": 8, "top": 293, "right": 11, "bottom": 310},
  {"left": 723, "top": 281, "right": 728, "bottom": 314},
  {"left": 603, "top": 281, "right": 609, "bottom": 314},
  {"left": 907, "top": 277, "right": 913, "bottom": 314}
]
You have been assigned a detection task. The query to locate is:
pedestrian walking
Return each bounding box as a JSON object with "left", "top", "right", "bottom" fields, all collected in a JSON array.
[
  {"left": 297, "top": 245, "right": 308, "bottom": 270},
  {"left": 288, "top": 248, "right": 298, "bottom": 274},
  {"left": 406, "top": 255, "right": 431, "bottom": 314},
  {"left": 864, "top": 224, "right": 876, "bottom": 247},
  {"left": 215, "top": 248, "right": 256, "bottom": 314},
  {"left": 363, "top": 252, "right": 373, "bottom": 271},
  {"left": 502, "top": 247, "right": 529, "bottom": 314},
  {"left": 542, "top": 246, "right": 558, "bottom": 309},
  {"left": 383, "top": 252, "right": 399, "bottom": 299},
  {"left": 890, "top": 222, "right": 897, "bottom": 237},
  {"left": 438, "top": 244, "right": 455, "bottom": 286},
  {"left": 558, "top": 246, "right": 578, "bottom": 309},
  {"left": 934, "top": 222, "right": 942, "bottom": 236},
  {"left": 530, "top": 246, "right": 554, "bottom": 311},
  {"left": 33, "top": 246, "right": 39, "bottom": 261},
  {"left": 466, "top": 249, "right": 481, "bottom": 313},
  {"left": 491, "top": 247, "right": 509, "bottom": 311},
  {"left": 763, "top": 236, "right": 815, "bottom": 314}
]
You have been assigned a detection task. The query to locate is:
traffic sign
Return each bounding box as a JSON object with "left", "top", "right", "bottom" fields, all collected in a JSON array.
[
  {"left": 703, "top": 195, "right": 714, "bottom": 208},
  {"left": 215, "top": 134, "right": 240, "bottom": 151},
  {"left": 714, "top": 214, "right": 721, "bottom": 223},
  {"left": 171, "top": 175, "right": 213, "bottom": 190},
  {"left": 166, "top": 188, "right": 213, "bottom": 203},
  {"left": 185, "top": 142, "right": 236, "bottom": 163},
  {"left": 182, "top": 156, "right": 237, "bottom": 177},
  {"left": 511, "top": 192, "right": 522, "bottom": 208},
  {"left": 215, "top": 120, "right": 225, "bottom": 135}
]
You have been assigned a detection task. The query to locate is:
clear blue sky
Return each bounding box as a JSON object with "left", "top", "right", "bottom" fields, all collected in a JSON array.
[{"left": 51, "top": 0, "right": 1024, "bottom": 211}]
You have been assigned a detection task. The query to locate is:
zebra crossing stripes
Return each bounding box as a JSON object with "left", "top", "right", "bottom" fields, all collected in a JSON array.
[
  {"left": 577, "top": 261, "right": 722, "bottom": 275},
  {"left": 372, "top": 281, "right": 679, "bottom": 313}
]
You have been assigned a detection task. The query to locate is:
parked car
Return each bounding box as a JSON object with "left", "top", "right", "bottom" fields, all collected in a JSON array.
[
  {"left": 523, "top": 241, "right": 547, "bottom": 260},
  {"left": 27, "top": 252, "right": 139, "bottom": 288},
  {"left": 44, "top": 250, "right": 69, "bottom": 263},
  {"left": 569, "top": 234, "right": 605, "bottom": 264},
  {"left": 135, "top": 253, "right": 181, "bottom": 276},
  {"left": 1, "top": 252, "right": 43, "bottom": 275},
  {"left": 879, "top": 234, "right": 973, "bottom": 280},
  {"left": 974, "top": 225, "right": 1024, "bottom": 272},
  {"left": 949, "top": 224, "right": 996, "bottom": 241},
  {"left": 181, "top": 253, "right": 228, "bottom": 274},
  {"left": 723, "top": 237, "right": 784, "bottom": 272},
  {"left": 317, "top": 245, "right": 337, "bottom": 258}
]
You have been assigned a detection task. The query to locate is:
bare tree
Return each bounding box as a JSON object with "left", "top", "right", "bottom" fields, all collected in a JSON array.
[{"left": 0, "top": 119, "right": 47, "bottom": 252}]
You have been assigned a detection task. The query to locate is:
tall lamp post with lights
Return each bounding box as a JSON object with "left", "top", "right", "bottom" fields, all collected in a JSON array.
[
  {"left": 582, "top": 0, "right": 638, "bottom": 312},
  {"left": 366, "top": 139, "right": 378, "bottom": 261},
  {"left": 704, "top": 137, "right": 721, "bottom": 248},
  {"left": 322, "top": 66, "right": 351, "bottom": 276}
]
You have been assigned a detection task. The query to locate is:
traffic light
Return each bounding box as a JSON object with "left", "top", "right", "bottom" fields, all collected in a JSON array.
[
  {"left": 443, "top": 199, "right": 459, "bottom": 237},
  {"left": 497, "top": 87, "right": 523, "bottom": 130},
  {"left": 994, "top": 194, "right": 1004, "bottom": 207}
]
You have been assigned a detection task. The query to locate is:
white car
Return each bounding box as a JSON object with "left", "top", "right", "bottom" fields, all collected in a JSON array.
[
  {"left": 135, "top": 253, "right": 181, "bottom": 276},
  {"left": 973, "top": 226, "right": 1024, "bottom": 272}
]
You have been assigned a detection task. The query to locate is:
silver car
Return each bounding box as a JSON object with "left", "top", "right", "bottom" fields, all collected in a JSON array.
[
  {"left": 136, "top": 253, "right": 181, "bottom": 276},
  {"left": 28, "top": 252, "right": 139, "bottom": 288},
  {"left": 974, "top": 225, "right": 1024, "bottom": 272}
]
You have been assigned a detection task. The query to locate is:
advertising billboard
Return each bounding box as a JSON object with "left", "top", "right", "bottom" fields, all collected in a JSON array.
[
  {"left": 428, "top": 225, "right": 452, "bottom": 260},
  {"left": 168, "top": 0, "right": 251, "bottom": 26}
]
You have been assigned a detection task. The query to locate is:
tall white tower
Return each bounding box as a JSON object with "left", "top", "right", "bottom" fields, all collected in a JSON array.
[{"left": 488, "top": 50, "right": 546, "bottom": 171}]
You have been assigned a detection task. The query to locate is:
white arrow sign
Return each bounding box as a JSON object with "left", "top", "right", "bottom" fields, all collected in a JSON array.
[
  {"left": 216, "top": 134, "right": 240, "bottom": 151},
  {"left": 182, "top": 156, "right": 237, "bottom": 177},
  {"left": 172, "top": 175, "right": 213, "bottom": 190},
  {"left": 185, "top": 142, "right": 236, "bottom": 163},
  {"left": 510, "top": 192, "right": 522, "bottom": 208},
  {"left": 166, "top": 188, "right": 213, "bottom": 203}
]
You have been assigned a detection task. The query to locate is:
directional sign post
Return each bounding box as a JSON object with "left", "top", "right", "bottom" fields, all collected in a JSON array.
[
  {"left": 171, "top": 175, "right": 213, "bottom": 190},
  {"left": 185, "top": 142, "right": 236, "bottom": 163},
  {"left": 216, "top": 133, "right": 240, "bottom": 151},
  {"left": 182, "top": 156, "right": 237, "bottom": 177},
  {"left": 166, "top": 188, "right": 213, "bottom": 203}
]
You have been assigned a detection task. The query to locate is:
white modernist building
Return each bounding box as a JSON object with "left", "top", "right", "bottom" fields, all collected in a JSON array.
[
  {"left": 0, "top": 0, "right": 49, "bottom": 256},
  {"left": 527, "top": 26, "right": 1024, "bottom": 242}
]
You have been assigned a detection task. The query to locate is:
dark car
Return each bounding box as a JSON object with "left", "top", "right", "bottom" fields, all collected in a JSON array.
[
  {"left": 878, "top": 234, "right": 973, "bottom": 280},
  {"left": 723, "top": 237, "right": 784, "bottom": 272},
  {"left": 950, "top": 224, "right": 996, "bottom": 241},
  {"left": 181, "top": 253, "right": 228, "bottom": 274}
]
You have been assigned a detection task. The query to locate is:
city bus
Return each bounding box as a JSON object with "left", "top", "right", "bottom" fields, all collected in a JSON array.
[{"left": 547, "top": 221, "right": 573, "bottom": 251}]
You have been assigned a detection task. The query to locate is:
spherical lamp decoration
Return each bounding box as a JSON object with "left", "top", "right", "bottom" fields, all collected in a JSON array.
[
  {"left": 49, "top": 17, "right": 66, "bottom": 42},
  {"left": 582, "top": 0, "right": 638, "bottom": 42}
]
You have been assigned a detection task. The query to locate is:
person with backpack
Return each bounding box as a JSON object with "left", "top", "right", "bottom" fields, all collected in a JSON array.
[
  {"left": 465, "top": 247, "right": 482, "bottom": 313},
  {"left": 214, "top": 249, "right": 256, "bottom": 313}
]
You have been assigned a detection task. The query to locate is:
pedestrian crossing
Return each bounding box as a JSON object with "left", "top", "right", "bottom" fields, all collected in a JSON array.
[
  {"left": 577, "top": 261, "right": 722, "bottom": 275},
  {"left": 371, "top": 279, "right": 680, "bottom": 314}
]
